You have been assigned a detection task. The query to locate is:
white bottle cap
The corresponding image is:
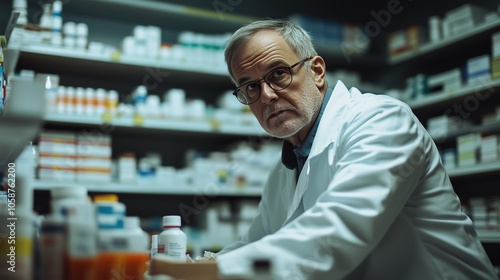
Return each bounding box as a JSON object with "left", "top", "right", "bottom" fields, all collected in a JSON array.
[
  {"left": 63, "top": 22, "right": 76, "bottom": 36},
  {"left": 52, "top": 0, "right": 63, "bottom": 13},
  {"left": 162, "top": 215, "right": 181, "bottom": 227},
  {"left": 76, "top": 23, "right": 88, "bottom": 37}
]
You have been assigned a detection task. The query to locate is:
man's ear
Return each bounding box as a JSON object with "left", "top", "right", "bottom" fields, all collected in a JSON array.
[{"left": 310, "top": 56, "right": 327, "bottom": 89}]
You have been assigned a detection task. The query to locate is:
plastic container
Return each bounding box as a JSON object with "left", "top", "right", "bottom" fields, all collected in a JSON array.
[
  {"left": 94, "top": 194, "right": 125, "bottom": 229},
  {"left": 39, "top": 214, "right": 65, "bottom": 280},
  {"left": 150, "top": 234, "right": 158, "bottom": 259},
  {"left": 95, "top": 216, "right": 149, "bottom": 280},
  {"left": 50, "top": 186, "right": 92, "bottom": 219},
  {"left": 50, "top": 186, "right": 97, "bottom": 280},
  {"left": 158, "top": 215, "right": 186, "bottom": 261}
]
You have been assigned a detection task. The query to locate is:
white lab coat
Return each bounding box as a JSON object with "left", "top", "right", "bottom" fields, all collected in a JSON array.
[{"left": 217, "top": 81, "right": 498, "bottom": 280}]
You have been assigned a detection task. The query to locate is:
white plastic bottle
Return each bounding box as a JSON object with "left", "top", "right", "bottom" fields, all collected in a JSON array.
[
  {"left": 158, "top": 215, "right": 186, "bottom": 261},
  {"left": 150, "top": 234, "right": 158, "bottom": 259},
  {"left": 39, "top": 213, "right": 65, "bottom": 280}
]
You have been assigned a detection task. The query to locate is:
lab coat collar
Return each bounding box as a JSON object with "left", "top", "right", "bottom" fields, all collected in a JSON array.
[
  {"left": 283, "top": 80, "right": 353, "bottom": 221},
  {"left": 281, "top": 87, "right": 334, "bottom": 170}
]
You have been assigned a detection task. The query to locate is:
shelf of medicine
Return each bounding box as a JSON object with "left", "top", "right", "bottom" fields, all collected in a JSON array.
[
  {"left": 32, "top": 179, "right": 263, "bottom": 197},
  {"left": 15, "top": 45, "right": 232, "bottom": 87},
  {"left": 389, "top": 18, "right": 500, "bottom": 65},
  {"left": 446, "top": 161, "right": 500, "bottom": 178},
  {"left": 431, "top": 121, "right": 500, "bottom": 144},
  {"left": 43, "top": 113, "right": 269, "bottom": 137},
  {"left": 406, "top": 79, "right": 500, "bottom": 111},
  {"left": 63, "top": 0, "right": 259, "bottom": 34}
]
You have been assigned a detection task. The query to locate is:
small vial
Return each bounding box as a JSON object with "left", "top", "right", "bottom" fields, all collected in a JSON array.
[
  {"left": 158, "top": 215, "right": 186, "bottom": 261},
  {"left": 63, "top": 22, "right": 77, "bottom": 48},
  {"left": 65, "top": 86, "right": 75, "bottom": 114},
  {"left": 75, "top": 87, "right": 85, "bottom": 115},
  {"left": 39, "top": 4, "right": 52, "bottom": 29},
  {"left": 107, "top": 90, "right": 119, "bottom": 114},
  {"left": 150, "top": 234, "right": 158, "bottom": 259},
  {"left": 95, "top": 88, "right": 106, "bottom": 115},
  {"left": 76, "top": 23, "right": 88, "bottom": 50},
  {"left": 56, "top": 86, "right": 66, "bottom": 114},
  {"left": 84, "top": 87, "right": 95, "bottom": 115}
]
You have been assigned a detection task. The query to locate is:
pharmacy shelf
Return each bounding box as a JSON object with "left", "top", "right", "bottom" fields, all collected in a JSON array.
[
  {"left": 43, "top": 113, "right": 268, "bottom": 137},
  {"left": 406, "top": 79, "right": 500, "bottom": 111},
  {"left": 15, "top": 45, "right": 231, "bottom": 87},
  {"left": 63, "top": 0, "right": 259, "bottom": 34},
  {"left": 447, "top": 161, "right": 500, "bottom": 178},
  {"left": 32, "top": 179, "right": 263, "bottom": 197},
  {"left": 432, "top": 121, "right": 500, "bottom": 144},
  {"left": 389, "top": 18, "right": 500, "bottom": 65},
  {"left": 477, "top": 230, "right": 500, "bottom": 243}
]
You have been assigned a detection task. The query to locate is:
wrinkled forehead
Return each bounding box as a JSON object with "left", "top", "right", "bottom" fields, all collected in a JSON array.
[{"left": 230, "top": 30, "right": 297, "bottom": 80}]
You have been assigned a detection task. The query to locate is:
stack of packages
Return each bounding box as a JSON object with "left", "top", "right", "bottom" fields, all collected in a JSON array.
[{"left": 492, "top": 31, "right": 500, "bottom": 80}]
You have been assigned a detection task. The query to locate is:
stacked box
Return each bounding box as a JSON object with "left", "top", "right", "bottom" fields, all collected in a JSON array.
[
  {"left": 388, "top": 25, "right": 421, "bottom": 59},
  {"left": 76, "top": 133, "right": 112, "bottom": 182},
  {"left": 426, "top": 68, "right": 462, "bottom": 95},
  {"left": 466, "top": 54, "right": 491, "bottom": 85},
  {"left": 480, "top": 135, "right": 498, "bottom": 163},
  {"left": 38, "top": 131, "right": 77, "bottom": 181},
  {"left": 443, "top": 4, "right": 487, "bottom": 38},
  {"left": 469, "top": 197, "right": 488, "bottom": 230},
  {"left": 426, "top": 115, "right": 461, "bottom": 139},
  {"left": 456, "top": 133, "right": 481, "bottom": 167},
  {"left": 492, "top": 32, "right": 500, "bottom": 79}
]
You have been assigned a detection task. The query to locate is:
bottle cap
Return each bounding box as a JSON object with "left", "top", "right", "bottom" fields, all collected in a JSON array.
[
  {"left": 163, "top": 215, "right": 181, "bottom": 227},
  {"left": 94, "top": 194, "right": 119, "bottom": 202}
]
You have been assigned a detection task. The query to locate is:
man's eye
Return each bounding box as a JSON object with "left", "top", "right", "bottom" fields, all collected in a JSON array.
[
  {"left": 246, "top": 82, "right": 259, "bottom": 92},
  {"left": 272, "top": 68, "right": 287, "bottom": 77}
]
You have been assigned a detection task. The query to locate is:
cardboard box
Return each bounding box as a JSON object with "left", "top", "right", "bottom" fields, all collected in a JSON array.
[{"left": 150, "top": 255, "right": 219, "bottom": 280}]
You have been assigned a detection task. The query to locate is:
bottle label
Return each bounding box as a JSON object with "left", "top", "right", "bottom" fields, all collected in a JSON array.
[
  {"left": 166, "top": 235, "right": 186, "bottom": 260},
  {"left": 158, "top": 244, "right": 165, "bottom": 254},
  {"left": 158, "top": 231, "right": 186, "bottom": 260}
]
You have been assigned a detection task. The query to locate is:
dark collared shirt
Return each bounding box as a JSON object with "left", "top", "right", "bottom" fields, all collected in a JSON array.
[{"left": 281, "top": 88, "right": 333, "bottom": 176}]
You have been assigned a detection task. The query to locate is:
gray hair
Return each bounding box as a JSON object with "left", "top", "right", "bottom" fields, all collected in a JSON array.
[{"left": 224, "top": 19, "right": 318, "bottom": 84}]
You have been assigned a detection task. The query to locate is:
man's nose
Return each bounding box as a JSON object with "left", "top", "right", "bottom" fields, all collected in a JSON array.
[{"left": 259, "top": 82, "right": 278, "bottom": 104}]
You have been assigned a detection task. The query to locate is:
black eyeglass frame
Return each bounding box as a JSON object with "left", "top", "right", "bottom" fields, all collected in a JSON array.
[{"left": 232, "top": 56, "right": 314, "bottom": 105}]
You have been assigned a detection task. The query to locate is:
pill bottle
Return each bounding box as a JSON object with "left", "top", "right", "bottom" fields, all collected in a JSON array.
[
  {"left": 50, "top": 186, "right": 97, "bottom": 280},
  {"left": 94, "top": 194, "right": 126, "bottom": 280},
  {"left": 150, "top": 234, "right": 158, "bottom": 259},
  {"left": 95, "top": 215, "right": 149, "bottom": 280},
  {"left": 39, "top": 213, "right": 66, "bottom": 280},
  {"left": 93, "top": 194, "right": 126, "bottom": 230},
  {"left": 158, "top": 215, "right": 186, "bottom": 261},
  {"left": 121, "top": 216, "right": 149, "bottom": 279}
]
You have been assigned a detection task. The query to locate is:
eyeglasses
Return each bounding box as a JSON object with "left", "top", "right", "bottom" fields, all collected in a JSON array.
[{"left": 233, "top": 56, "right": 314, "bottom": 105}]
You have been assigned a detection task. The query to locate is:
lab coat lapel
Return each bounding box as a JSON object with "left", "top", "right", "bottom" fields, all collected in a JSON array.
[{"left": 284, "top": 80, "right": 353, "bottom": 222}]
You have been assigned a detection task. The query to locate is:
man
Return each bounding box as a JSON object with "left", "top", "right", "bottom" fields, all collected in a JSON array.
[{"left": 215, "top": 19, "right": 498, "bottom": 280}]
